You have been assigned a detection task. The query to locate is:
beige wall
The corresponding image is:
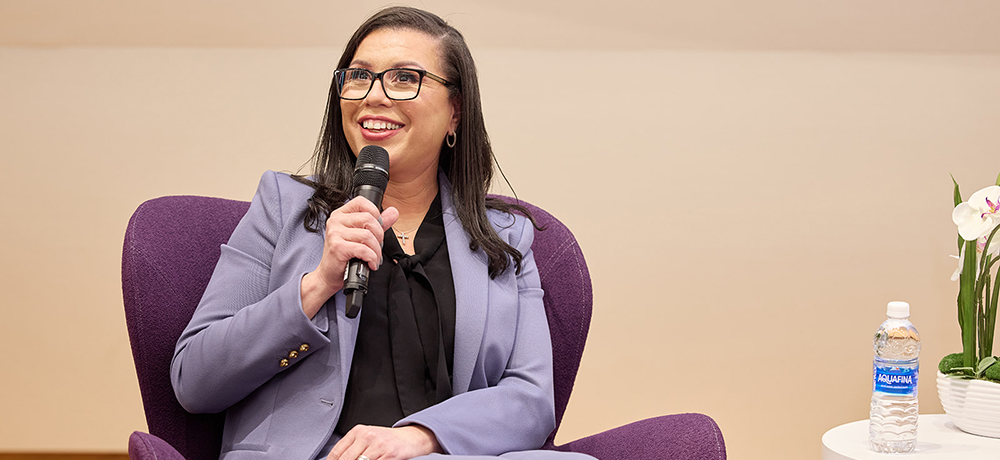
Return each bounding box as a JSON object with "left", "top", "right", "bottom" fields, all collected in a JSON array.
[{"left": 2, "top": 35, "right": 999, "bottom": 460}]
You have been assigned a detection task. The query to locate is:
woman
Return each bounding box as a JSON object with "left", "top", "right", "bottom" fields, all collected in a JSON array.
[{"left": 170, "top": 6, "right": 595, "bottom": 460}]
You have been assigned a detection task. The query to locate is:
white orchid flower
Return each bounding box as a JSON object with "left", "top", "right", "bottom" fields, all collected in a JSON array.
[
  {"left": 953, "top": 185, "right": 1000, "bottom": 241},
  {"left": 950, "top": 232, "right": 1000, "bottom": 282},
  {"left": 951, "top": 247, "right": 964, "bottom": 281}
]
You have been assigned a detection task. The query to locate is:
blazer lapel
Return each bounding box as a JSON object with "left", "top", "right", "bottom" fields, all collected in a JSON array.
[{"left": 439, "top": 173, "right": 488, "bottom": 393}]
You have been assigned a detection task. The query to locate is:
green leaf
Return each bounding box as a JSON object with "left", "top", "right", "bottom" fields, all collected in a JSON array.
[
  {"left": 954, "top": 176, "right": 965, "bottom": 251},
  {"left": 952, "top": 173, "right": 964, "bottom": 207},
  {"left": 996, "top": 172, "right": 1000, "bottom": 187},
  {"left": 962, "top": 240, "right": 978, "bottom": 367},
  {"left": 989, "top": 278, "right": 999, "bottom": 358},
  {"left": 978, "top": 357, "right": 997, "bottom": 374},
  {"left": 981, "top": 226, "right": 1000, "bottom": 277},
  {"left": 946, "top": 366, "right": 976, "bottom": 379}
]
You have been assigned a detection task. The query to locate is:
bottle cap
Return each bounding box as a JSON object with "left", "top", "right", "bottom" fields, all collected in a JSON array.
[{"left": 887, "top": 301, "right": 910, "bottom": 318}]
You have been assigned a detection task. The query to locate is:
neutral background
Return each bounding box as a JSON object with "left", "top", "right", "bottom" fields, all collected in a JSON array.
[{"left": 2, "top": 1, "right": 999, "bottom": 459}]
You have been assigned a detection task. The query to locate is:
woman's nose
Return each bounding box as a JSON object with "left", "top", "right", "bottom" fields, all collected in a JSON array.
[{"left": 364, "top": 79, "right": 393, "bottom": 106}]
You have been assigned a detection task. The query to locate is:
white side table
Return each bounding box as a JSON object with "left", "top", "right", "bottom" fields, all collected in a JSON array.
[{"left": 822, "top": 414, "right": 1000, "bottom": 459}]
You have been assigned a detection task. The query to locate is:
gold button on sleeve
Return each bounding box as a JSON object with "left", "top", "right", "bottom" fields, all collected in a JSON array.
[
  {"left": 289, "top": 350, "right": 299, "bottom": 359},
  {"left": 299, "top": 344, "right": 310, "bottom": 352},
  {"left": 279, "top": 359, "right": 289, "bottom": 368}
]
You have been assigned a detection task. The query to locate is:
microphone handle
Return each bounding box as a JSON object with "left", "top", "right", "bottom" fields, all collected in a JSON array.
[
  {"left": 343, "top": 184, "right": 385, "bottom": 318},
  {"left": 344, "top": 264, "right": 368, "bottom": 318}
]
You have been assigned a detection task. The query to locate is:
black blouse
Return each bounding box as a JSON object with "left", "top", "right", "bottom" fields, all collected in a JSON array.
[{"left": 334, "top": 192, "right": 456, "bottom": 435}]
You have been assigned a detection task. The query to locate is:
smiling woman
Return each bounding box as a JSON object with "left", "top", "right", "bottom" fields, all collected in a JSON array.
[
  {"left": 167, "top": 6, "right": 597, "bottom": 460},
  {"left": 295, "top": 8, "right": 530, "bottom": 277},
  {"left": 337, "top": 28, "right": 459, "bottom": 199}
]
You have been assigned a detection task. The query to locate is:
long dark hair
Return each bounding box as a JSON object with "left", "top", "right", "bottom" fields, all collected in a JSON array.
[{"left": 295, "top": 6, "right": 537, "bottom": 278}]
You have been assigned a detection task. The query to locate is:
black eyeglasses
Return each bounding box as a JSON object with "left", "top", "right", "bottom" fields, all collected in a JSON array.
[{"left": 334, "top": 68, "right": 451, "bottom": 101}]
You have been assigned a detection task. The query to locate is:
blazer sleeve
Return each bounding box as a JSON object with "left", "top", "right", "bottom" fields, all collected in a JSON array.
[
  {"left": 395, "top": 217, "right": 556, "bottom": 455},
  {"left": 170, "top": 171, "right": 332, "bottom": 414}
]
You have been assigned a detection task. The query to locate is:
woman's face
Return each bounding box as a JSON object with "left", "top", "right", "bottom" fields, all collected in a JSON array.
[{"left": 341, "top": 28, "right": 459, "bottom": 184}]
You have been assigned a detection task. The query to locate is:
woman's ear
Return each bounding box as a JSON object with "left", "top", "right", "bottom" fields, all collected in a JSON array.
[{"left": 449, "top": 97, "right": 461, "bottom": 133}]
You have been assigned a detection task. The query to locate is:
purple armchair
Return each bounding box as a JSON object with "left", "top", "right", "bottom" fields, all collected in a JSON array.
[{"left": 122, "top": 195, "right": 726, "bottom": 460}]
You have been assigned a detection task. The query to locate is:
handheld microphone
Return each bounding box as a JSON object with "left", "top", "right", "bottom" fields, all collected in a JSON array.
[{"left": 344, "top": 145, "right": 390, "bottom": 318}]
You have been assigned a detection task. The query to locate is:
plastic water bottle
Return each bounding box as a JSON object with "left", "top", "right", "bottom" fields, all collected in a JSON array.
[{"left": 869, "top": 300, "right": 920, "bottom": 453}]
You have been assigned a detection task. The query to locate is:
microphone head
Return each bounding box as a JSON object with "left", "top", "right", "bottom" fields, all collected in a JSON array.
[{"left": 354, "top": 145, "right": 390, "bottom": 189}]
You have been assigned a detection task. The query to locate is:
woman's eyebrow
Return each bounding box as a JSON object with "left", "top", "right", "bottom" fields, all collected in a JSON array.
[
  {"left": 392, "top": 61, "right": 425, "bottom": 69},
  {"left": 348, "top": 59, "right": 426, "bottom": 70}
]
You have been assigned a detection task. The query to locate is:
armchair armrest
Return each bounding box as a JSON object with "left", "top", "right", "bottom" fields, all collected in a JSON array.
[
  {"left": 554, "top": 413, "right": 726, "bottom": 460},
  {"left": 129, "top": 431, "right": 186, "bottom": 460}
]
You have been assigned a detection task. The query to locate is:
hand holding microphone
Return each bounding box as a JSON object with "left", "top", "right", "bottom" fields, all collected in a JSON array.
[
  {"left": 343, "top": 145, "right": 391, "bottom": 317},
  {"left": 300, "top": 146, "right": 395, "bottom": 319}
]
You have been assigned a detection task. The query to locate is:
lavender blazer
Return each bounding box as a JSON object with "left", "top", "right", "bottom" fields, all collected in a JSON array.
[{"left": 171, "top": 171, "right": 589, "bottom": 460}]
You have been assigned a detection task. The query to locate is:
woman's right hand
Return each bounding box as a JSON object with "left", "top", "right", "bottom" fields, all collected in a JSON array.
[{"left": 301, "top": 197, "right": 399, "bottom": 318}]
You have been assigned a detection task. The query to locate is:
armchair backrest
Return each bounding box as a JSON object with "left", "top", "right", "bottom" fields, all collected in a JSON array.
[{"left": 122, "top": 195, "right": 592, "bottom": 459}]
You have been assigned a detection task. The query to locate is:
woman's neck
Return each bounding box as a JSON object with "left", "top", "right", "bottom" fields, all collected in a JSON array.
[{"left": 383, "top": 175, "right": 438, "bottom": 232}]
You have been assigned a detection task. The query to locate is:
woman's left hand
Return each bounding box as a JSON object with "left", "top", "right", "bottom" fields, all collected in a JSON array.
[{"left": 327, "top": 425, "right": 442, "bottom": 460}]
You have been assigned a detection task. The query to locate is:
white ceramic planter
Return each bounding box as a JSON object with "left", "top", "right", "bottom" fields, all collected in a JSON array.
[{"left": 937, "top": 370, "right": 1000, "bottom": 438}]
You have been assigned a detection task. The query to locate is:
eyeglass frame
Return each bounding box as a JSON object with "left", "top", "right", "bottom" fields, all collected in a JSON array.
[{"left": 333, "top": 67, "right": 452, "bottom": 101}]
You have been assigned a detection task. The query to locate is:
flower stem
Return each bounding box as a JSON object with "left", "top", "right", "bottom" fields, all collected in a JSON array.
[
  {"left": 962, "top": 238, "right": 978, "bottom": 368},
  {"left": 980, "top": 225, "right": 1000, "bottom": 278},
  {"left": 989, "top": 274, "right": 999, "bottom": 358}
]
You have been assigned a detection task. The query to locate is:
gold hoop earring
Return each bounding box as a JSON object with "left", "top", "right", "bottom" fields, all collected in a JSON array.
[{"left": 446, "top": 131, "right": 457, "bottom": 148}]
